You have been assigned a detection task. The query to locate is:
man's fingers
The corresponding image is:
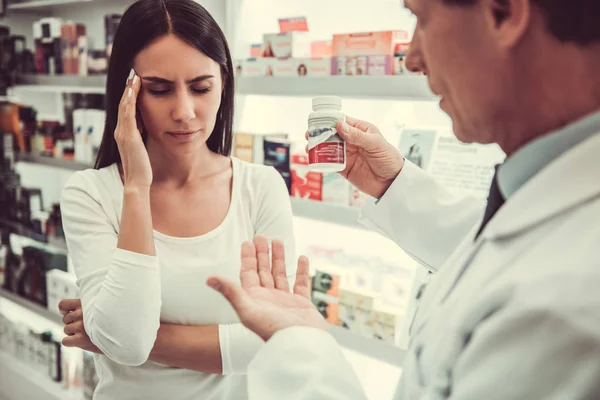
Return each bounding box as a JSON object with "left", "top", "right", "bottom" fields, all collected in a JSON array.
[
  {"left": 293, "top": 256, "right": 311, "bottom": 299},
  {"left": 64, "top": 321, "right": 84, "bottom": 336},
  {"left": 207, "top": 276, "right": 251, "bottom": 315},
  {"left": 271, "top": 240, "right": 290, "bottom": 292},
  {"left": 58, "top": 299, "right": 81, "bottom": 315},
  {"left": 254, "top": 236, "right": 274, "bottom": 288},
  {"left": 345, "top": 116, "right": 376, "bottom": 132},
  {"left": 240, "top": 241, "right": 260, "bottom": 289},
  {"left": 62, "top": 308, "right": 83, "bottom": 325},
  {"left": 337, "top": 120, "right": 377, "bottom": 150}
]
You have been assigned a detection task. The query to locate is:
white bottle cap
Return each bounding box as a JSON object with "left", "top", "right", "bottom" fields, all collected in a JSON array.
[{"left": 312, "top": 96, "right": 342, "bottom": 110}]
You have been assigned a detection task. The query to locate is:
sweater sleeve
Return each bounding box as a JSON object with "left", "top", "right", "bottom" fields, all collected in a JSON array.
[
  {"left": 219, "top": 165, "right": 297, "bottom": 375},
  {"left": 60, "top": 171, "right": 162, "bottom": 366}
]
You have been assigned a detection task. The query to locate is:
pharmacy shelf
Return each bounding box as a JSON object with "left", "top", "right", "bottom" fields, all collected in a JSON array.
[
  {"left": 14, "top": 74, "right": 106, "bottom": 94},
  {"left": 0, "top": 286, "right": 405, "bottom": 369},
  {"left": 290, "top": 197, "right": 367, "bottom": 231},
  {"left": 0, "top": 287, "right": 63, "bottom": 325},
  {"left": 13, "top": 74, "right": 437, "bottom": 100},
  {"left": 0, "top": 218, "right": 69, "bottom": 253},
  {"left": 17, "top": 153, "right": 93, "bottom": 171},
  {"left": 0, "top": 350, "right": 83, "bottom": 400},
  {"left": 330, "top": 325, "right": 405, "bottom": 367},
  {"left": 7, "top": 0, "right": 93, "bottom": 12},
  {"left": 236, "top": 75, "right": 438, "bottom": 101}
]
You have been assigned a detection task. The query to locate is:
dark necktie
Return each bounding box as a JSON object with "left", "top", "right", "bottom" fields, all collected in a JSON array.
[{"left": 475, "top": 165, "right": 505, "bottom": 240}]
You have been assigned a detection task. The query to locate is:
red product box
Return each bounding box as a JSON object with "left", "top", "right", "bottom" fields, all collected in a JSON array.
[{"left": 291, "top": 153, "right": 322, "bottom": 201}]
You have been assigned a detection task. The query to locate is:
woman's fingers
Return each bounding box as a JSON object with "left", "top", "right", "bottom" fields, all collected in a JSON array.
[
  {"left": 254, "top": 236, "right": 274, "bottom": 288},
  {"left": 240, "top": 241, "right": 260, "bottom": 289},
  {"left": 271, "top": 240, "right": 290, "bottom": 292},
  {"left": 116, "top": 68, "right": 142, "bottom": 138},
  {"left": 293, "top": 256, "right": 311, "bottom": 299},
  {"left": 62, "top": 308, "right": 83, "bottom": 325},
  {"left": 64, "top": 320, "right": 84, "bottom": 336}
]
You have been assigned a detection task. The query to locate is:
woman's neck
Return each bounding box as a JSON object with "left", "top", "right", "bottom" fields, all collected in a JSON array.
[{"left": 146, "top": 141, "right": 220, "bottom": 187}]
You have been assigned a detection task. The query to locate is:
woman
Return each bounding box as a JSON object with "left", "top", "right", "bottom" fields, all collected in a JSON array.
[{"left": 58, "top": 0, "right": 296, "bottom": 399}]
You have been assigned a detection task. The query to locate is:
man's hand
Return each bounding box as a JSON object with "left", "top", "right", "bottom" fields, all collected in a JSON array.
[
  {"left": 58, "top": 299, "right": 102, "bottom": 354},
  {"left": 207, "top": 236, "right": 328, "bottom": 342}
]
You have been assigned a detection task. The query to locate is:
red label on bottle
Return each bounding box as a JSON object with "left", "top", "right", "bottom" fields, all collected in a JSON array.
[{"left": 309, "top": 142, "right": 345, "bottom": 164}]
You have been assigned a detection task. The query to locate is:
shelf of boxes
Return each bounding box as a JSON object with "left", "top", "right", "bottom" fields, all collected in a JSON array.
[
  {"left": 17, "top": 153, "right": 93, "bottom": 171},
  {"left": 236, "top": 75, "right": 437, "bottom": 101},
  {"left": 0, "top": 350, "right": 84, "bottom": 400},
  {"left": 7, "top": 0, "right": 94, "bottom": 12},
  {"left": 0, "top": 218, "right": 69, "bottom": 253},
  {"left": 13, "top": 74, "right": 106, "bottom": 94},
  {"left": 0, "top": 287, "right": 64, "bottom": 325},
  {"left": 12, "top": 74, "right": 437, "bottom": 101}
]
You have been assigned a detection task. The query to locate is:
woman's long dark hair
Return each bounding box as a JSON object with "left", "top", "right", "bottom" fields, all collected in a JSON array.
[{"left": 94, "top": 0, "right": 234, "bottom": 169}]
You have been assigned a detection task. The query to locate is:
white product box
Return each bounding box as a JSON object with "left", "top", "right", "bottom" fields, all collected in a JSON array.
[
  {"left": 322, "top": 172, "right": 350, "bottom": 206},
  {"left": 262, "top": 32, "right": 311, "bottom": 59},
  {"left": 295, "top": 57, "right": 332, "bottom": 77},
  {"left": 233, "top": 132, "right": 287, "bottom": 164},
  {"left": 46, "top": 269, "right": 79, "bottom": 316},
  {"left": 73, "top": 109, "right": 87, "bottom": 163},
  {"left": 86, "top": 109, "right": 105, "bottom": 162},
  {"left": 373, "top": 303, "right": 403, "bottom": 343},
  {"left": 239, "top": 58, "right": 275, "bottom": 77},
  {"left": 355, "top": 290, "right": 378, "bottom": 339},
  {"left": 338, "top": 288, "right": 359, "bottom": 332},
  {"left": 272, "top": 58, "right": 297, "bottom": 77}
]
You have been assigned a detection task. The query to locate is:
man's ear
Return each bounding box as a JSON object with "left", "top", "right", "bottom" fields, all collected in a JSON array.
[{"left": 483, "top": 0, "right": 531, "bottom": 48}]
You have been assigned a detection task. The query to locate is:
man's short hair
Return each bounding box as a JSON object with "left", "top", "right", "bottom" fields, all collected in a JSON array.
[{"left": 443, "top": 0, "right": 600, "bottom": 45}]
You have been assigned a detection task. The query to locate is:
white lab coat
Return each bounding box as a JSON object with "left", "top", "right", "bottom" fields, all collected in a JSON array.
[{"left": 246, "top": 131, "right": 600, "bottom": 400}]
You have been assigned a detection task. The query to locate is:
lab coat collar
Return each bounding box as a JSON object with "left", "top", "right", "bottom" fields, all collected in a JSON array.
[{"left": 480, "top": 130, "right": 600, "bottom": 240}]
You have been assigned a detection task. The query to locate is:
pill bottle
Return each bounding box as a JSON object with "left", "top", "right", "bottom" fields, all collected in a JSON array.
[{"left": 307, "top": 96, "right": 346, "bottom": 173}]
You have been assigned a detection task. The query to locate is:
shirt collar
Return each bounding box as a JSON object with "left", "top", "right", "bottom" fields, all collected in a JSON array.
[{"left": 497, "top": 110, "right": 600, "bottom": 199}]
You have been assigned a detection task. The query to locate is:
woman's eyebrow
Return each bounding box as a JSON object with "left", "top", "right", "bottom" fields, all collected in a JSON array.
[{"left": 141, "top": 75, "right": 215, "bottom": 84}]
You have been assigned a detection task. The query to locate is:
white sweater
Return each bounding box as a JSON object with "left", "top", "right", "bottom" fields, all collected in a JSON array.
[{"left": 60, "top": 157, "right": 296, "bottom": 400}]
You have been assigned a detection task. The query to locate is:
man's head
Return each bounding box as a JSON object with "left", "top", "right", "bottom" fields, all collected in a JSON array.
[{"left": 405, "top": 0, "right": 600, "bottom": 155}]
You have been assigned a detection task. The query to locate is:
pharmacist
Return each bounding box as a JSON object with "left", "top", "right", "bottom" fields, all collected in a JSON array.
[{"left": 207, "top": 0, "right": 600, "bottom": 399}]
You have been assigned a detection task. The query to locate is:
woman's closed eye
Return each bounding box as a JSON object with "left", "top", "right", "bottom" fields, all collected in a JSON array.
[{"left": 147, "top": 86, "right": 211, "bottom": 96}]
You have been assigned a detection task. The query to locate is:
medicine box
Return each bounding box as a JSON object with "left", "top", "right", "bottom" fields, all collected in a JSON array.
[
  {"left": 332, "top": 30, "right": 410, "bottom": 76},
  {"left": 291, "top": 153, "right": 323, "bottom": 201},
  {"left": 262, "top": 32, "right": 311, "bottom": 58},
  {"left": 233, "top": 132, "right": 287, "bottom": 164}
]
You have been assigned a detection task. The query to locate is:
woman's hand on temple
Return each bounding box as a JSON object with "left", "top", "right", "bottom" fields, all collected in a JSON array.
[{"left": 115, "top": 69, "right": 153, "bottom": 190}]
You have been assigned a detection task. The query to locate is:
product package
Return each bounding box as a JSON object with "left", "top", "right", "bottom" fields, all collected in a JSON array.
[
  {"left": 237, "top": 58, "right": 275, "bottom": 77},
  {"left": 262, "top": 32, "right": 311, "bottom": 58},
  {"left": 373, "top": 303, "right": 403, "bottom": 343},
  {"left": 295, "top": 57, "right": 331, "bottom": 77},
  {"left": 33, "top": 18, "right": 63, "bottom": 74},
  {"left": 332, "top": 30, "right": 410, "bottom": 76},
  {"left": 250, "top": 43, "right": 262, "bottom": 58},
  {"left": 307, "top": 96, "right": 346, "bottom": 173},
  {"left": 263, "top": 137, "right": 291, "bottom": 194},
  {"left": 60, "top": 22, "right": 87, "bottom": 75},
  {"left": 311, "top": 290, "right": 339, "bottom": 325},
  {"left": 233, "top": 132, "right": 287, "bottom": 164},
  {"left": 46, "top": 268, "right": 79, "bottom": 316},
  {"left": 104, "top": 14, "right": 122, "bottom": 59},
  {"left": 338, "top": 288, "right": 359, "bottom": 331},
  {"left": 291, "top": 153, "right": 322, "bottom": 201},
  {"left": 311, "top": 40, "right": 332, "bottom": 57}
]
